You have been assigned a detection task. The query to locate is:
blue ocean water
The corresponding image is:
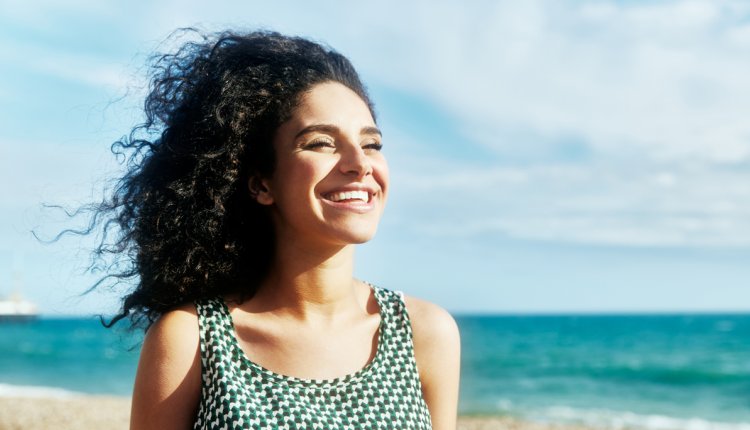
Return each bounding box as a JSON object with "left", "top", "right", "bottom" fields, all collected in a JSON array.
[
  {"left": 0, "top": 318, "right": 141, "bottom": 396},
  {"left": 1, "top": 314, "right": 748, "bottom": 429},
  {"left": 458, "top": 314, "right": 750, "bottom": 429}
]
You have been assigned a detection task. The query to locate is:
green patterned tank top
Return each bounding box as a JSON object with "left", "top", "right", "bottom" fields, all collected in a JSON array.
[{"left": 193, "top": 285, "right": 433, "bottom": 429}]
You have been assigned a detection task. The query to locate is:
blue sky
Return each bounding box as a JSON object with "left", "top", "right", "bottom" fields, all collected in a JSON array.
[{"left": 1, "top": 0, "right": 749, "bottom": 315}]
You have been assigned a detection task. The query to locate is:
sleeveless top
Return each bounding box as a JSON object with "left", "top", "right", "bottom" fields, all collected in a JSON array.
[{"left": 192, "top": 285, "right": 433, "bottom": 430}]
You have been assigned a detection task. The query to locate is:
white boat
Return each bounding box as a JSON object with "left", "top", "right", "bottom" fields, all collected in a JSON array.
[{"left": 0, "top": 293, "right": 39, "bottom": 321}]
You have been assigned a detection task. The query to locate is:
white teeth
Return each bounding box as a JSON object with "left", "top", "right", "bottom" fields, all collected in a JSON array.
[{"left": 328, "top": 190, "right": 369, "bottom": 202}]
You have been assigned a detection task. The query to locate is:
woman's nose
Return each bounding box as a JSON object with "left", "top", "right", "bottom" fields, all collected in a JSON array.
[{"left": 338, "top": 144, "right": 373, "bottom": 178}]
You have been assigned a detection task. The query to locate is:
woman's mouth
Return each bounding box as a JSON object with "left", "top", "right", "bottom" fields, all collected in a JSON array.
[
  {"left": 324, "top": 190, "right": 371, "bottom": 203},
  {"left": 321, "top": 188, "right": 377, "bottom": 213}
]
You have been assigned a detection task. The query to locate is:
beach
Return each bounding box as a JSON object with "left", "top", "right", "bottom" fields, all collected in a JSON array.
[
  {"left": 0, "top": 395, "right": 598, "bottom": 430},
  {"left": 0, "top": 395, "right": 131, "bottom": 430}
]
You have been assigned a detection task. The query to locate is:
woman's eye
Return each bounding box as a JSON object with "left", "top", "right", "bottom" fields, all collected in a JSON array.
[
  {"left": 304, "top": 139, "right": 335, "bottom": 150},
  {"left": 363, "top": 142, "right": 383, "bottom": 151}
]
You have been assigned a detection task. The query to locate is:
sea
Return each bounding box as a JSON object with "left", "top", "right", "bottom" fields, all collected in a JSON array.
[{"left": 1, "top": 313, "right": 748, "bottom": 429}]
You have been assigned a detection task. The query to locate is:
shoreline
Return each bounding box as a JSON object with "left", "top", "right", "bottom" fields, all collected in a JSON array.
[{"left": 0, "top": 395, "right": 600, "bottom": 430}]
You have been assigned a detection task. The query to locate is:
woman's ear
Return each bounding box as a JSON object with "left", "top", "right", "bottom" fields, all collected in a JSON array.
[{"left": 248, "top": 176, "right": 274, "bottom": 205}]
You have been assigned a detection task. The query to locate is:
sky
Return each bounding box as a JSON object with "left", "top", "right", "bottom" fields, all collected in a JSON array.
[{"left": 1, "top": 0, "right": 749, "bottom": 315}]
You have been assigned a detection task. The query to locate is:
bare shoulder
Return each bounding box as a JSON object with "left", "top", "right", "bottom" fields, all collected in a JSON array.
[
  {"left": 137, "top": 303, "right": 201, "bottom": 388},
  {"left": 404, "top": 295, "right": 460, "bottom": 347},
  {"left": 403, "top": 295, "right": 461, "bottom": 430},
  {"left": 402, "top": 294, "right": 461, "bottom": 373},
  {"left": 142, "top": 303, "right": 200, "bottom": 352},
  {"left": 131, "top": 304, "right": 202, "bottom": 430}
]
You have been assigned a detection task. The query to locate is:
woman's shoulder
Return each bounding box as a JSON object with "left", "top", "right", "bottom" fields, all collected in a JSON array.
[
  {"left": 402, "top": 294, "right": 460, "bottom": 345},
  {"left": 139, "top": 303, "right": 201, "bottom": 374},
  {"left": 406, "top": 296, "right": 461, "bottom": 429},
  {"left": 137, "top": 303, "right": 201, "bottom": 387},
  {"left": 401, "top": 294, "right": 461, "bottom": 428},
  {"left": 131, "top": 304, "right": 202, "bottom": 429},
  {"left": 367, "top": 285, "right": 459, "bottom": 344},
  {"left": 147, "top": 303, "right": 200, "bottom": 342}
]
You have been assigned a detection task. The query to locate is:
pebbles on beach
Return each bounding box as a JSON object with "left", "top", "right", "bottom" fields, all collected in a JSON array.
[{"left": 458, "top": 417, "right": 598, "bottom": 430}]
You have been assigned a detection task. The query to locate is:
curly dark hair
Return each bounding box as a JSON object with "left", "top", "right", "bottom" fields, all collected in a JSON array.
[{"left": 91, "top": 29, "right": 375, "bottom": 329}]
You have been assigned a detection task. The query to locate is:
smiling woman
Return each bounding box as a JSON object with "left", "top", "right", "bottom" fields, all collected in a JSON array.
[
  {"left": 259, "top": 82, "right": 389, "bottom": 247},
  {"left": 87, "top": 29, "right": 460, "bottom": 430}
]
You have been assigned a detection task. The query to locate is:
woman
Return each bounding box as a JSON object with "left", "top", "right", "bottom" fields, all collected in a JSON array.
[{"left": 106, "top": 29, "right": 459, "bottom": 429}]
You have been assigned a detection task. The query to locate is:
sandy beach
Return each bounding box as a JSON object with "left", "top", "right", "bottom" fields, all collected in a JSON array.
[
  {"left": 0, "top": 395, "right": 600, "bottom": 430},
  {"left": 0, "top": 396, "right": 131, "bottom": 430}
]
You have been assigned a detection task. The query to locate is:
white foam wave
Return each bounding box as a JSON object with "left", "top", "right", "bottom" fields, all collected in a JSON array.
[
  {"left": 0, "top": 383, "right": 82, "bottom": 398},
  {"left": 537, "top": 405, "right": 750, "bottom": 430}
]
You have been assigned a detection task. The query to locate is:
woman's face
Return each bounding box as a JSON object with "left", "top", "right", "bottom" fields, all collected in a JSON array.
[{"left": 256, "top": 81, "right": 389, "bottom": 247}]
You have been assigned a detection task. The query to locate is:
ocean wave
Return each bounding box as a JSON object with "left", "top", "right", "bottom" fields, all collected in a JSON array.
[
  {"left": 536, "top": 405, "right": 750, "bottom": 430},
  {"left": 0, "top": 383, "right": 83, "bottom": 398},
  {"left": 589, "top": 365, "right": 749, "bottom": 386}
]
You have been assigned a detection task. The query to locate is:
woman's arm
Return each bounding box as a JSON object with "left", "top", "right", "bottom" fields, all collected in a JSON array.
[
  {"left": 130, "top": 305, "right": 202, "bottom": 430},
  {"left": 407, "top": 297, "right": 461, "bottom": 430}
]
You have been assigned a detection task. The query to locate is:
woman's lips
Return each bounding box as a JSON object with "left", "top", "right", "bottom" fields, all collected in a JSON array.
[
  {"left": 321, "top": 189, "right": 377, "bottom": 213},
  {"left": 324, "top": 190, "right": 370, "bottom": 203}
]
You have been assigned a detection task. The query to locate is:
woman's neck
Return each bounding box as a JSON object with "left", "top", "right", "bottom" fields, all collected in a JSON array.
[{"left": 251, "top": 239, "right": 363, "bottom": 322}]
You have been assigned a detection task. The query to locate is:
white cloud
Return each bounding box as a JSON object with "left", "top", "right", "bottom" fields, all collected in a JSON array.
[
  {"left": 10, "top": 0, "right": 746, "bottom": 164},
  {"left": 0, "top": 138, "right": 121, "bottom": 213},
  {"left": 0, "top": 40, "right": 134, "bottom": 90},
  {"left": 350, "top": 0, "right": 750, "bottom": 247},
  {"left": 316, "top": 0, "right": 750, "bottom": 165},
  {"left": 0, "top": 0, "right": 113, "bottom": 30},
  {"left": 115, "top": 0, "right": 750, "bottom": 165},
  {"left": 6, "top": 0, "right": 750, "bottom": 248},
  {"left": 388, "top": 144, "right": 750, "bottom": 247}
]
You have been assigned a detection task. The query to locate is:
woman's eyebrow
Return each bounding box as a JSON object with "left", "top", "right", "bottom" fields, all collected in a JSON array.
[
  {"left": 294, "top": 124, "right": 338, "bottom": 139},
  {"left": 361, "top": 126, "right": 382, "bottom": 137},
  {"left": 294, "top": 124, "right": 382, "bottom": 139}
]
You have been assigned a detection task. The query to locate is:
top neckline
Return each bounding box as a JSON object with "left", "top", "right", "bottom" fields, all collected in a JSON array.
[{"left": 217, "top": 284, "right": 387, "bottom": 390}]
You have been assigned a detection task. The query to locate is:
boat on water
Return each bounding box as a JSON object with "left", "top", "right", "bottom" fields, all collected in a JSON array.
[{"left": 0, "top": 293, "right": 39, "bottom": 321}]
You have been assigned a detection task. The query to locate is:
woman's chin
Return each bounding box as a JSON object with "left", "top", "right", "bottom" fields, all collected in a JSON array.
[
  {"left": 341, "top": 230, "right": 378, "bottom": 245},
  {"left": 329, "top": 225, "right": 380, "bottom": 246}
]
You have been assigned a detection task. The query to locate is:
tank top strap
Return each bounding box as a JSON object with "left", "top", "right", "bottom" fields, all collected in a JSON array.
[
  {"left": 195, "top": 296, "right": 231, "bottom": 330},
  {"left": 370, "top": 285, "right": 417, "bottom": 358},
  {"left": 194, "top": 297, "right": 239, "bottom": 382},
  {"left": 196, "top": 288, "right": 416, "bottom": 368}
]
